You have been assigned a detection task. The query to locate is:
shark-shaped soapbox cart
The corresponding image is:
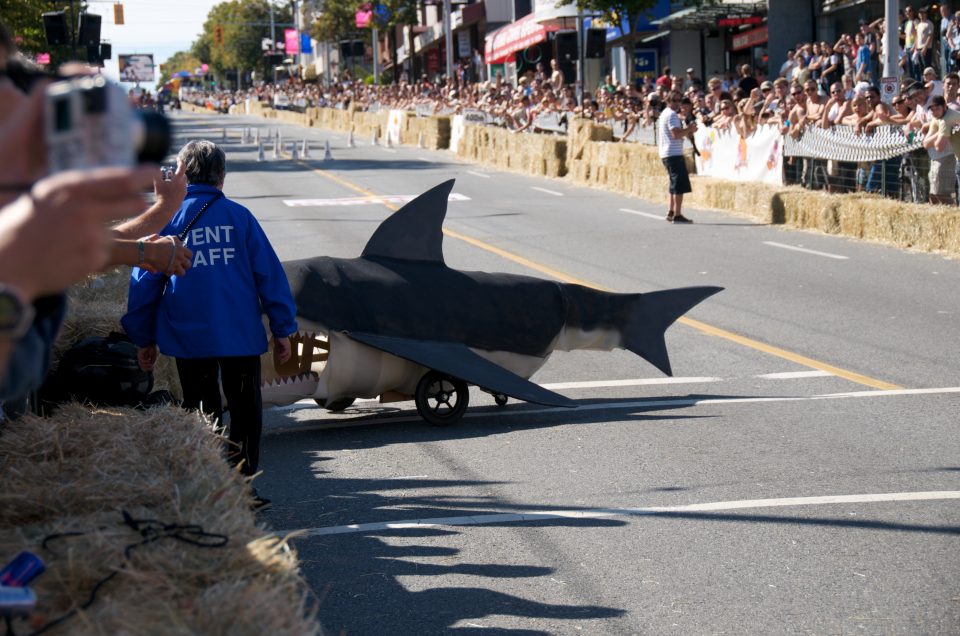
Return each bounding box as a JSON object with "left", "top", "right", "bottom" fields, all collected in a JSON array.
[{"left": 262, "top": 180, "right": 721, "bottom": 425}]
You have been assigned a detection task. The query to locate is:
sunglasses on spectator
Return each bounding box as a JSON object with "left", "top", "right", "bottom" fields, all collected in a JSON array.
[
  {"left": 892, "top": 99, "right": 904, "bottom": 105},
  {"left": 791, "top": 91, "right": 803, "bottom": 96},
  {"left": 805, "top": 87, "right": 817, "bottom": 93}
]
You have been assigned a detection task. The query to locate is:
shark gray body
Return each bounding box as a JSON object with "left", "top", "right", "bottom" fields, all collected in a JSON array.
[{"left": 270, "top": 179, "right": 722, "bottom": 411}]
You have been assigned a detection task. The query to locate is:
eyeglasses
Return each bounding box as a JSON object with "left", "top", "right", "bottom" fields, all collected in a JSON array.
[{"left": 892, "top": 99, "right": 903, "bottom": 105}]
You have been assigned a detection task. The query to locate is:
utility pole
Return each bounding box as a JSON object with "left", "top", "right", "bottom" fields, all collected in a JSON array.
[
  {"left": 373, "top": 27, "right": 380, "bottom": 84},
  {"left": 576, "top": 7, "right": 584, "bottom": 105},
  {"left": 443, "top": 0, "right": 453, "bottom": 82},
  {"left": 270, "top": 1, "right": 277, "bottom": 83},
  {"left": 883, "top": 0, "right": 898, "bottom": 79}
]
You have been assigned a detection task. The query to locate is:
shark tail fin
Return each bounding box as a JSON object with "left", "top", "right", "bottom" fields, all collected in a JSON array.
[{"left": 622, "top": 286, "right": 723, "bottom": 376}]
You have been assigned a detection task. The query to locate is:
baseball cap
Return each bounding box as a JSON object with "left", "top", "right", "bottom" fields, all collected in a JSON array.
[
  {"left": 686, "top": 67, "right": 694, "bottom": 74},
  {"left": 761, "top": 80, "right": 774, "bottom": 90}
]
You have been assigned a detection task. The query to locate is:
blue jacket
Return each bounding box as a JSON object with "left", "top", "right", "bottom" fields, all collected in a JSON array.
[{"left": 122, "top": 185, "right": 298, "bottom": 358}]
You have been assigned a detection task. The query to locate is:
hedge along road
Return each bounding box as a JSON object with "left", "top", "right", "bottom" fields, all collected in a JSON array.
[{"left": 176, "top": 111, "right": 960, "bottom": 634}]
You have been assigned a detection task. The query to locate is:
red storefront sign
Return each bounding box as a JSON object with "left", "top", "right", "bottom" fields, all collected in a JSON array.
[{"left": 732, "top": 25, "right": 768, "bottom": 51}]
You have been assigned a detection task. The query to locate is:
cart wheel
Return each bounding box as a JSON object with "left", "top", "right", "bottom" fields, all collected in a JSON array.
[
  {"left": 325, "top": 397, "right": 355, "bottom": 412},
  {"left": 415, "top": 371, "right": 468, "bottom": 426},
  {"left": 493, "top": 393, "right": 508, "bottom": 407},
  {"left": 313, "top": 397, "right": 355, "bottom": 411}
]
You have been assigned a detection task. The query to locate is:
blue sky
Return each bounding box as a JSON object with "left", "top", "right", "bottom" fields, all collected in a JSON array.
[{"left": 86, "top": 0, "right": 222, "bottom": 90}]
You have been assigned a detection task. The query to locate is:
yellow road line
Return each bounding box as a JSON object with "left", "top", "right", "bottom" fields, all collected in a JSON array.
[{"left": 298, "top": 161, "right": 902, "bottom": 391}]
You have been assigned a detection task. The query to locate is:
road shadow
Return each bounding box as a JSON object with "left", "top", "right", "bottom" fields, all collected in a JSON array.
[{"left": 260, "top": 447, "right": 627, "bottom": 634}]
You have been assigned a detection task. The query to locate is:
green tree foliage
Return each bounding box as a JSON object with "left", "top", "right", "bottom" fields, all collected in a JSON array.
[
  {"left": 309, "top": 0, "right": 361, "bottom": 44},
  {"left": 157, "top": 50, "right": 202, "bottom": 85},
  {"left": 2, "top": 0, "right": 88, "bottom": 65},
  {"left": 198, "top": 0, "right": 291, "bottom": 79},
  {"left": 557, "top": 0, "right": 704, "bottom": 46}
]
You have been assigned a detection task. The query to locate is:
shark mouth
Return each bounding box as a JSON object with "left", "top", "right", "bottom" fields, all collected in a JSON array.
[{"left": 260, "top": 331, "right": 329, "bottom": 407}]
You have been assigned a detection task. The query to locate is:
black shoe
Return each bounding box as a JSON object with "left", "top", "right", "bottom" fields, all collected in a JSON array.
[{"left": 671, "top": 214, "right": 693, "bottom": 224}]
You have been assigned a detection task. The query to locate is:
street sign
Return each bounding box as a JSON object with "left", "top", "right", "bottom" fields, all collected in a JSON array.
[{"left": 880, "top": 76, "right": 898, "bottom": 104}]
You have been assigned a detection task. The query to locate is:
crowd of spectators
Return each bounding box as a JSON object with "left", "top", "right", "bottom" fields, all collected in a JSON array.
[{"left": 178, "top": 4, "right": 960, "bottom": 203}]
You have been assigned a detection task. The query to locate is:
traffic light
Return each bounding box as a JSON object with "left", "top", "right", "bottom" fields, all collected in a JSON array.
[
  {"left": 113, "top": 3, "right": 124, "bottom": 25},
  {"left": 214, "top": 24, "right": 224, "bottom": 45}
]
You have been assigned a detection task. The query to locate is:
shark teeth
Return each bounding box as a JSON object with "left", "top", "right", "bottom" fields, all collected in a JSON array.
[{"left": 260, "top": 371, "right": 320, "bottom": 388}]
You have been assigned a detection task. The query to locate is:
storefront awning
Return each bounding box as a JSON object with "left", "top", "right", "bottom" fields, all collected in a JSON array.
[{"left": 484, "top": 13, "right": 560, "bottom": 65}]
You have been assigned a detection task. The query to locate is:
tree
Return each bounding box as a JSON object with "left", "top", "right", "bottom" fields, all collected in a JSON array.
[
  {"left": 556, "top": 0, "right": 705, "bottom": 50},
  {"left": 198, "top": 0, "right": 292, "bottom": 83},
  {"left": 157, "top": 50, "right": 202, "bottom": 85},
  {"left": 3, "top": 0, "right": 89, "bottom": 66}
]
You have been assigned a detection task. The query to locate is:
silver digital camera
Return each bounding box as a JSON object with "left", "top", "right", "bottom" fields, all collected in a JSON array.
[{"left": 44, "top": 76, "right": 170, "bottom": 173}]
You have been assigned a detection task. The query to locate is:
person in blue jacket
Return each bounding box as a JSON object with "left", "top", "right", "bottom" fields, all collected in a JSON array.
[{"left": 123, "top": 140, "right": 297, "bottom": 488}]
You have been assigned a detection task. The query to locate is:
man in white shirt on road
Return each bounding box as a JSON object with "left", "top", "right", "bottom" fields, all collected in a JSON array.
[{"left": 657, "top": 91, "right": 698, "bottom": 223}]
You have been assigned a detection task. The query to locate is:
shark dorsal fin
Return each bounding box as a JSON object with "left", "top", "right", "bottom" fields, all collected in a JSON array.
[{"left": 361, "top": 179, "right": 454, "bottom": 264}]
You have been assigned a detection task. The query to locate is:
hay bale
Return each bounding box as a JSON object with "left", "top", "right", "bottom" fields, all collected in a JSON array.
[{"left": 0, "top": 404, "right": 320, "bottom": 635}]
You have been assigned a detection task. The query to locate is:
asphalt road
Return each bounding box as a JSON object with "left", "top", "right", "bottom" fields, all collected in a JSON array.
[{"left": 170, "top": 111, "right": 960, "bottom": 635}]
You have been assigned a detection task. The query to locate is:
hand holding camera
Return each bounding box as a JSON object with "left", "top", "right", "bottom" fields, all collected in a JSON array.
[
  {"left": 44, "top": 75, "right": 170, "bottom": 174},
  {"left": 154, "top": 160, "right": 186, "bottom": 212}
]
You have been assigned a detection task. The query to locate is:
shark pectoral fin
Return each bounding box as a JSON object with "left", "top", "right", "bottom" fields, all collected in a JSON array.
[
  {"left": 345, "top": 332, "right": 577, "bottom": 409},
  {"left": 624, "top": 286, "right": 724, "bottom": 376}
]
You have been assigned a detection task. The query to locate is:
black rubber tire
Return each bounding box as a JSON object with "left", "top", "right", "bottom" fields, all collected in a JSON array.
[
  {"left": 493, "top": 393, "right": 508, "bottom": 407},
  {"left": 313, "top": 397, "right": 356, "bottom": 411},
  {"left": 415, "top": 371, "right": 469, "bottom": 426},
  {"left": 325, "top": 397, "right": 355, "bottom": 412}
]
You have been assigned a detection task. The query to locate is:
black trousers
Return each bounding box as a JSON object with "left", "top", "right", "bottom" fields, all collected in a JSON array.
[{"left": 176, "top": 356, "right": 262, "bottom": 476}]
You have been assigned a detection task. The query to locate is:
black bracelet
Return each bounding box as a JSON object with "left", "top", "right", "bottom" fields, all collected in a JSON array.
[{"left": 0, "top": 183, "right": 33, "bottom": 192}]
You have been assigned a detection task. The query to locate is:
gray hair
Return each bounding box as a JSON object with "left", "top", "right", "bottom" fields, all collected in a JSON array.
[{"left": 177, "top": 140, "right": 226, "bottom": 186}]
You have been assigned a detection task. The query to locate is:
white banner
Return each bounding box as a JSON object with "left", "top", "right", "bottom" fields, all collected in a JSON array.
[
  {"left": 694, "top": 125, "right": 783, "bottom": 186},
  {"left": 386, "top": 109, "right": 406, "bottom": 146},
  {"left": 450, "top": 114, "right": 465, "bottom": 153}
]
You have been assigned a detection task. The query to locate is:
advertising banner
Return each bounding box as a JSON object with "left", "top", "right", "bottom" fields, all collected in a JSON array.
[
  {"left": 386, "top": 109, "right": 406, "bottom": 146},
  {"left": 694, "top": 125, "right": 783, "bottom": 186},
  {"left": 285, "top": 29, "right": 299, "bottom": 54},
  {"left": 118, "top": 54, "right": 155, "bottom": 82}
]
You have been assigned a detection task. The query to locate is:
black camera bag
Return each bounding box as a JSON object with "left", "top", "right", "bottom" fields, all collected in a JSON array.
[{"left": 57, "top": 332, "right": 154, "bottom": 406}]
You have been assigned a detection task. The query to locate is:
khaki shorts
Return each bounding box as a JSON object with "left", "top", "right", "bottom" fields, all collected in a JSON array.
[{"left": 929, "top": 154, "right": 957, "bottom": 197}]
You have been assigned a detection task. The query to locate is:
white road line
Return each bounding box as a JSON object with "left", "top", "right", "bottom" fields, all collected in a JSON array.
[
  {"left": 620, "top": 207, "right": 666, "bottom": 221},
  {"left": 763, "top": 241, "right": 849, "bottom": 260},
  {"left": 531, "top": 186, "right": 563, "bottom": 196},
  {"left": 541, "top": 377, "right": 722, "bottom": 390},
  {"left": 382, "top": 148, "right": 398, "bottom": 153},
  {"left": 466, "top": 170, "right": 491, "bottom": 178},
  {"left": 277, "top": 490, "right": 960, "bottom": 538},
  {"left": 264, "top": 386, "right": 960, "bottom": 435},
  {"left": 757, "top": 370, "right": 833, "bottom": 380},
  {"left": 417, "top": 157, "right": 432, "bottom": 162}
]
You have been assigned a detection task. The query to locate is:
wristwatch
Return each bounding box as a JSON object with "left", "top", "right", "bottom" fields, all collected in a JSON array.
[{"left": 0, "top": 284, "right": 35, "bottom": 340}]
